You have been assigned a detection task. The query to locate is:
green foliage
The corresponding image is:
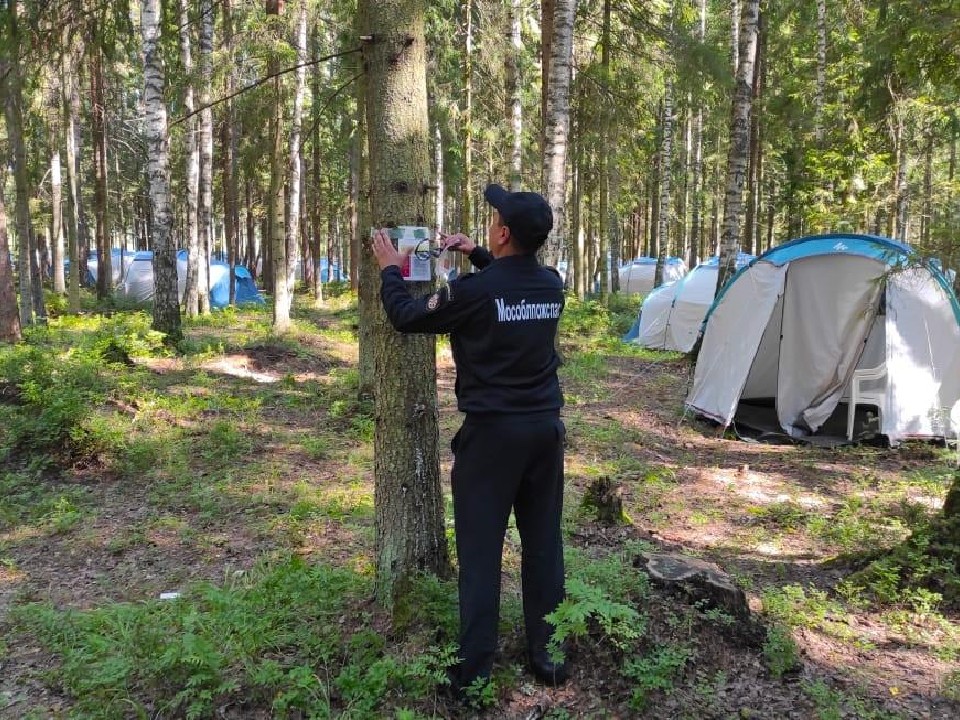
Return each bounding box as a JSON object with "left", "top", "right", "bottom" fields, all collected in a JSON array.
[
  {"left": 803, "top": 680, "right": 906, "bottom": 720},
  {"left": 0, "top": 471, "right": 90, "bottom": 533},
  {"left": 762, "top": 624, "right": 801, "bottom": 678},
  {"left": 545, "top": 577, "right": 646, "bottom": 660},
  {"left": 622, "top": 644, "right": 694, "bottom": 710}
]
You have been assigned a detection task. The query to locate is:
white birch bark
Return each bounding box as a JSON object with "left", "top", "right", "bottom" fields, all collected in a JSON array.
[
  {"left": 717, "top": 0, "right": 759, "bottom": 290},
  {"left": 654, "top": 66, "right": 675, "bottom": 287},
  {"left": 197, "top": 0, "right": 214, "bottom": 314},
  {"left": 285, "top": 0, "right": 308, "bottom": 304},
  {"left": 540, "top": 0, "right": 577, "bottom": 267},
  {"left": 141, "top": 0, "right": 181, "bottom": 341},
  {"left": 730, "top": 0, "right": 740, "bottom": 75},
  {"left": 179, "top": 0, "right": 201, "bottom": 316}
]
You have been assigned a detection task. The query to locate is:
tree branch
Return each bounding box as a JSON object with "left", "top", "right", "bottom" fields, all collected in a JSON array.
[{"left": 170, "top": 47, "right": 362, "bottom": 127}]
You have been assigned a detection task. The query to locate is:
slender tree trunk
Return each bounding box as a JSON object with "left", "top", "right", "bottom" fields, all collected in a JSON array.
[
  {"left": 180, "top": 0, "right": 201, "bottom": 315},
  {"left": 744, "top": 13, "right": 764, "bottom": 250},
  {"left": 571, "top": 126, "right": 584, "bottom": 296},
  {"left": 0, "top": 167, "right": 20, "bottom": 342},
  {"left": 197, "top": 0, "right": 214, "bottom": 314},
  {"left": 142, "top": 0, "right": 182, "bottom": 343},
  {"left": 655, "top": 15, "right": 675, "bottom": 289},
  {"left": 47, "top": 68, "right": 65, "bottom": 295},
  {"left": 730, "top": 0, "right": 740, "bottom": 74},
  {"left": 922, "top": 126, "right": 933, "bottom": 248},
  {"left": 90, "top": 47, "right": 111, "bottom": 299},
  {"left": 507, "top": 0, "right": 523, "bottom": 190},
  {"left": 717, "top": 0, "right": 759, "bottom": 290},
  {"left": 360, "top": 0, "right": 450, "bottom": 610},
  {"left": 285, "top": 0, "right": 307, "bottom": 308},
  {"left": 461, "top": 0, "right": 473, "bottom": 235},
  {"left": 267, "top": 1, "right": 290, "bottom": 330},
  {"left": 814, "top": 0, "right": 826, "bottom": 146},
  {"left": 222, "top": 0, "right": 238, "bottom": 305},
  {"left": 597, "top": 0, "right": 612, "bottom": 299},
  {"left": 63, "top": 46, "right": 82, "bottom": 313},
  {"left": 541, "top": 0, "right": 555, "bottom": 162},
  {"left": 349, "top": 112, "right": 360, "bottom": 292},
  {"left": 540, "top": 0, "right": 577, "bottom": 267},
  {"left": 3, "top": 10, "right": 37, "bottom": 327}
]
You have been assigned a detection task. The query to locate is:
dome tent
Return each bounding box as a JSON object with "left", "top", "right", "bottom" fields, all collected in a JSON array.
[
  {"left": 617, "top": 256, "right": 687, "bottom": 295},
  {"left": 118, "top": 251, "right": 264, "bottom": 308},
  {"left": 624, "top": 253, "right": 754, "bottom": 352},
  {"left": 686, "top": 234, "right": 960, "bottom": 445}
]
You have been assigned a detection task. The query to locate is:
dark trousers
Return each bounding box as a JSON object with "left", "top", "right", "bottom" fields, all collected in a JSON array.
[{"left": 450, "top": 413, "right": 566, "bottom": 685}]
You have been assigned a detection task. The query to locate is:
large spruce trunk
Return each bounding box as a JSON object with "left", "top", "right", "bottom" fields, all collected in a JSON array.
[{"left": 359, "top": 0, "right": 451, "bottom": 611}]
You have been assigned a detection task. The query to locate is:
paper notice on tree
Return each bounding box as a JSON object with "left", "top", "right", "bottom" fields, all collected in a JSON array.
[{"left": 388, "top": 226, "right": 432, "bottom": 282}]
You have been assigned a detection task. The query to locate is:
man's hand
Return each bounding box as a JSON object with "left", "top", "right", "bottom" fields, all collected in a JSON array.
[
  {"left": 439, "top": 232, "right": 476, "bottom": 255},
  {"left": 371, "top": 229, "right": 411, "bottom": 270}
]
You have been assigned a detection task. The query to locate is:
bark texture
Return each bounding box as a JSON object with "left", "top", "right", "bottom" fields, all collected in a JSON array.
[
  {"left": 717, "top": 0, "right": 759, "bottom": 290},
  {"left": 360, "top": 0, "right": 451, "bottom": 609},
  {"left": 540, "top": 0, "right": 577, "bottom": 267},
  {"left": 142, "top": 0, "right": 182, "bottom": 343}
]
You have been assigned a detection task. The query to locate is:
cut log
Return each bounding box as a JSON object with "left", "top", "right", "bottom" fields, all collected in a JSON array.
[{"left": 582, "top": 475, "right": 628, "bottom": 525}]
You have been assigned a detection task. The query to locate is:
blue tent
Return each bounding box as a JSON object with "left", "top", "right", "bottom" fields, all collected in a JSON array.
[{"left": 118, "top": 251, "right": 264, "bottom": 308}]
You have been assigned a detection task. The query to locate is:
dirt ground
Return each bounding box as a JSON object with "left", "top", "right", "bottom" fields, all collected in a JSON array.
[{"left": 1, "top": 323, "right": 958, "bottom": 719}]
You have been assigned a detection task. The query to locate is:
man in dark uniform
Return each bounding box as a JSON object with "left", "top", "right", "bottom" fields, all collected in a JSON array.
[{"left": 370, "top": 183, "right": 568, "bottom": 698}]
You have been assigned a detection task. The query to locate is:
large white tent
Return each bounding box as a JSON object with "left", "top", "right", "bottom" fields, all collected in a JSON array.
[
  {"left": 626, "top": 254, "right": 754, "bottom": 352},
  {"left": 686, "top": 234, "right": 960, "bottom": 445},
  {"left": 618, "top": 257, "right": 687, "bottom": 295},
  {"left": 118, "top": 251, "right": 264, "bottom": 307}
]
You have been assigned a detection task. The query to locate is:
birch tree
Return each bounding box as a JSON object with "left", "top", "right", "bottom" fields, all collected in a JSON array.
[
  {"left": 285, "top": 0, "right": 308, "bottom": 302},
  {"left": 654, "top": 2, "right": 676, "bottom": 289},
  {"left": 179, "top": 0, "right": 201, "bottom": 316},
  {"left": 506, "top": 0, "right": 523, "bottom": 191},
  {"left": 90, "top": 46, "right": 111, "bottom": 299},
  {"left": 268, "top": 0, "right": 291, "bottom": 332},
  {"left": 62, "top": 36, "right": 83, "bottom": 314},
  {"left": 197, "top": 0, "right": 215, "bottom": 314},
  {"left": 717, "top": 0, "right": 759, "bottom": 290},
  {"left": 540, "top": 0, "right": 577, "bottom": 267},
  {"left": 141, "top": 0, "right": 182, "bottom": 343},
  {"left": 359, "top": 0, "right": 450, "bottom": 610}
]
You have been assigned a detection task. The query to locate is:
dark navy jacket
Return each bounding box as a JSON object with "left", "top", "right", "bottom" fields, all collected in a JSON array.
[{"left": 379, "top": 247, "right": 565, "bottom": 416}]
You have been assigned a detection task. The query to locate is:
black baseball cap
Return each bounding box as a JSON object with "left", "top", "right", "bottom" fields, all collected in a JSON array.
[{"left": 483, "top": 183, "right": 553, "bottom": 254}]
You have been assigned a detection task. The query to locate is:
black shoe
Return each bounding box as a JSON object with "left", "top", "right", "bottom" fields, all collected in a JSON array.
[{"left": 528, "top": 649, "right": 569, "bottom": 686}]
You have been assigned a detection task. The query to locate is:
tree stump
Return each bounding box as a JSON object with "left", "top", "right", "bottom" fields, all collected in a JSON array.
[
  {"left": 582, "top": 475, "right": 627, "bottom": 525},
  {"left": 635, "top": 551, "right": 764, "bottom": 646}
]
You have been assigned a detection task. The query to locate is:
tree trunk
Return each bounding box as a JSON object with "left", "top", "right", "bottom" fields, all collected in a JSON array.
[
  {"left": 90, "top": 47, "right": 111, "bottom": 300},
  {"left": 359, "top": 0, "right": 451, "bottom": 611},
  {"left": 2, "top": 9, "right": 36, "bottom": 327},
  {"left": 461, "top": 0, "right": 473, "bottom": 236},
  {"left": 285, "top": 0, "right": 307, "bottom": 308},
  {"left": 571, "top": 127, "right": 583, "bottom": 296},
  {"left": 267, "top": 1, "right": 290, "bottom": 331},
  {"left": 222, "top": 0, "right": 238, "bottom": 305},
  {"left": 63, "top": 40, "right": 83, "bottom": 313},
  {"left": 892, "top": 111, "right": 909, "bottom": 242},
  {"left": 507, "top": 0, "right": 523, "bottom": 191},
  {"left": 47, "top": 68, "right": 65, "bottom": 296},
  {"left": 744, "top": 12, "right": 764, "bottom": 251},
  {"left": 921, "top": 126, "right": 933, "bottom": 248},
  {"left": 655, "top": 30, "right": 675, "bottom": 289},
  {"left": 597, "top": 0, "right": 612, "bottom": 299},
  {"left": 541, "top": 0, "right": 555, "bottom": 162},
  {"left": 0, "top": 167, "right": 21, "bottom": 343},
  {"left": 814, "top": 0, "right": 826, "bottom": 146},
  {"left": 197, "top": 0, "right": 215, "bottom": 314},
  {"left": 691, "top": 0, "right": 704, "bottom": 272},
  {"left": 540, "top": 0, "right": 577, "bottom": 267},
  {"left": 717, "top": 0, "right": 759, "bottom": 290},
  {"left": 180, "top": 0, "right": 201, "bottom": 316},
  {"left": 730, "top": 0, "right": 740, "bottom": 74},
  {"left": 141, "top": 0, "right": 182, "bottom": 343}
]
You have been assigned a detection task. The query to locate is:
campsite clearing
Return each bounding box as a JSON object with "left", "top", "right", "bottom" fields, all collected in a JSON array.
[{"left": 0, "top": 296, "right": 957, "bottom": 719}]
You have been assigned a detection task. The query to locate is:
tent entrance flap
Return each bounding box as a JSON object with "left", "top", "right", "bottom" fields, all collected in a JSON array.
[{"left": 776, "top": 256, "right": 885, "bottom": 436}]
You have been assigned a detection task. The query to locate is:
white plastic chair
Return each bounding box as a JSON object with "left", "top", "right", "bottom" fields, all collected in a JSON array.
[{"left": 846, "top": 362, "right": 887, "bottom": 441}]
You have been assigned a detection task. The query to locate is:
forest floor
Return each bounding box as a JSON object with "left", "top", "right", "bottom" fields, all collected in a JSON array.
[{"left": 0, "top": 293, "right": 958, "bottom": 719}]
